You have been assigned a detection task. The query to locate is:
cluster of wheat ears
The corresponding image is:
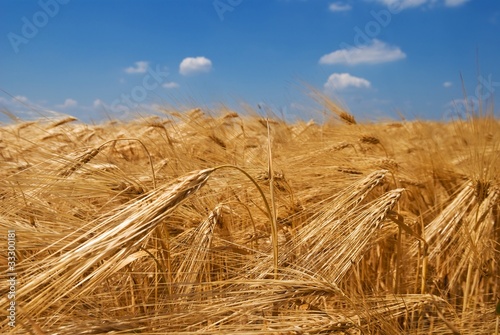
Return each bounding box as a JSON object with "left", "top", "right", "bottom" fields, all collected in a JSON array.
[{"left": 0, "top": 96, "right": 499, "bottom": 334}]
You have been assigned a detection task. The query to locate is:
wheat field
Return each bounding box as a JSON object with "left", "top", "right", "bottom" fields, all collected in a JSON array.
[{"left": 0, "top": 98, "right": 499, "bottom": 334}]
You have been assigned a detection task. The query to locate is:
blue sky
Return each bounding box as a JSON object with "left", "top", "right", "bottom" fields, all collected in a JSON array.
[{"left": 1, "top": 0, "right": 499, "bottom": 122}]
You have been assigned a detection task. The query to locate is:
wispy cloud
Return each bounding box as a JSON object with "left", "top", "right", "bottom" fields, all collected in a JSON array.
[
  {"left": 179, "top": 56, "right": 212, "bottom": 75},
  {"left": 0, "top": 95, "right": 68, "bottom": 120},
  {"left": 329, "top": 2, "right": 352, "bottom": 12},
  {"left": 13, "top": 95, "right": 29, "bottom": 103},
  {"left": 124, "top": 61, "right": 149, "bottom": 74},
  {"left": 375, "top": 0, "right": 426, "bottom": 9},
  {"left": 375, "top": 0, "right": 472, "bottom": 10},
  {"left": 57, "top": 98, "right": 78, "bottom": 108},
  {"left": 162, "top": 82, "right": 179, "bottom": 89},
  {"left": 443, "top": 81, "right": 453, "bottom": 88},
  {"left": 320, "top": 39, "right": 406, "bottom": 65},
  {"left": 324, "top": 73, "right": 371, "bottom": 90},
  {"left": 93, "top": 99, "right": 105, "bottom": 108},
  {"left": 443, "top": 0, "right": 471, "bottom": 7}
]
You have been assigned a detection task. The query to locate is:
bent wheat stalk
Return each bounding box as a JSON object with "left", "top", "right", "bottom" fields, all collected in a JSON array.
[
  {"left": 174, "top": 204, "right": 224, "bottom": 294},
  {"left": 1, "top": 168, "right": 214, "bottom": 320},
  {"left": 59, "top": 138, "right": 157, "bottom": 189}
]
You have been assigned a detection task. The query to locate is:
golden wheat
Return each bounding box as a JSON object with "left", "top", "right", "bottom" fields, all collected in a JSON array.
[{"left": 0, "top": 104, "right": 498, "bottom": 334}]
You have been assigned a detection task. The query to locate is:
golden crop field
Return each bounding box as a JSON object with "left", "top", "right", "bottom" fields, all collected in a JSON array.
[{"left": 0, "top": 98, "right": 499, "bottom": 334}]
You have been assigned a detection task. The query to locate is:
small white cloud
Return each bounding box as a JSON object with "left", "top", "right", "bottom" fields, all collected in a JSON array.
[
  {"left": 324, "top": 73, "right": 371, "bottom": 91},
  {"left": 320, "top": 39, "right": 406, "bottom": 65},
  {"left": 444, "top": 0, "right": 470, "bottom": 7},
  {"left": 125, "top": 61, "right": 149, "bottom": 74},
  {"left": 375, "top": 0, "right": 471, "bottom": 10},
  {"left": 13, "top": 95, "right": 28, "bottom": 103},
  {"left": 57, "top": 98, "right": 78, "bottom": 108},
  {"left": 179, "top": 56, "right": 212, "bottom": 75},
  {"left": 375, "top": 0, "right": 428, "bottom": 10},
  {"left": 162, "top": 82, "right": 179, "bottom": 89},
  {"left": 329, "top": 2, "right": 352, "bottom": 12},
  {"left": 93, "top": 99, "right": 105, "bottom": 108},
  {"left": 443, "top": 81, "right": 453, "bottom": 88}
]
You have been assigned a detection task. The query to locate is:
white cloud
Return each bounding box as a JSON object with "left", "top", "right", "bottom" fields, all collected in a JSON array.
[
  {"left": 443, "top": 81, "right": 453, "bottom": 88},
  {"left": 375, "top": 0, "right": 427, "bottom": 9},
  {"left": 13, "top": 95, "right": 28, "bottom": 103},
  {"left": 320, "top": 39, "right": 406, "bottom": 65},
  {"left": 375, "top": 0, "right": 471, "bottom": 9},
  {"left": 329, "top": 2, "right": 352, "bottom": 12},
  {"left": 3, "top": 95, "right": 37, "bottom": 109},
  {"left": 444, "top": 0, "right": 470, "bottom": 6},
  {"left": 125, "top": 61, "right": 149, "bottom": 74},
  {"left": 57, "top": 98, "right": 78, "bottom": 108},
  {"left": 162, "top": 82, "right": 179, "bottom": 89},
  {"left": 0, "top": 95, "right": 71, "bottom": 121},
  {"left": 324, "top": 73, "right": 371, "bottom": 90},
  {"left": 93, "top": 99, "right": 106, "bottom": 108},
  {"left": 179, "top": 56, "right": 212, "bottom": 75}
]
